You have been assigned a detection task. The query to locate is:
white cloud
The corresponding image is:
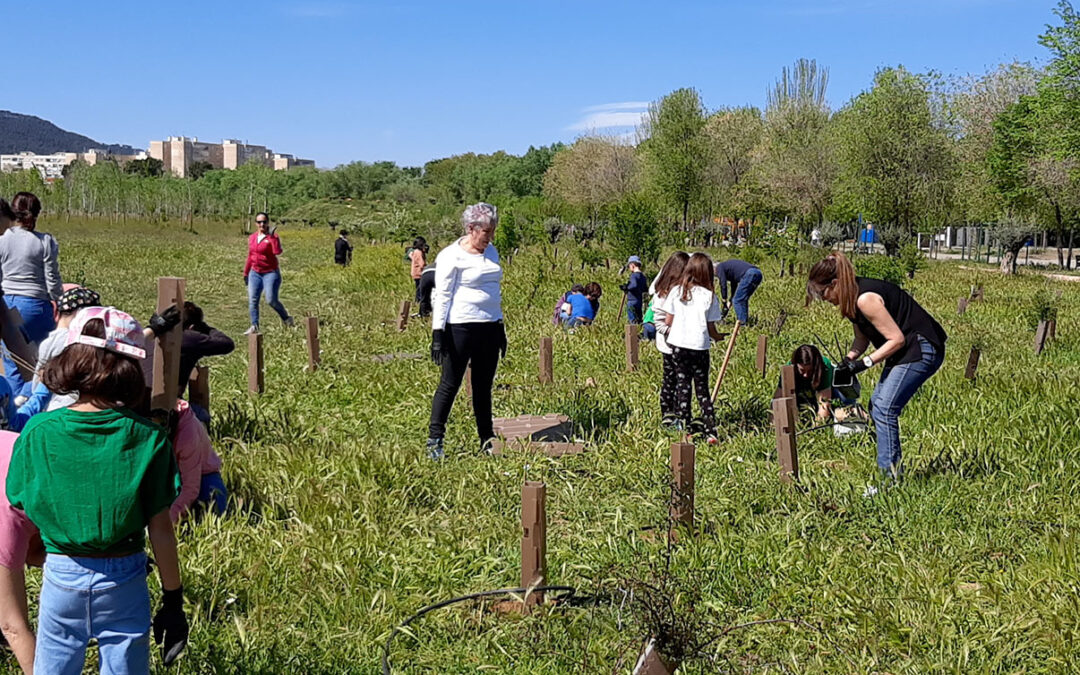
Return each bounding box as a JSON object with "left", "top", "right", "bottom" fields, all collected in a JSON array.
[
  {"left": 582, "top": 101, "right": 651, "bottom": 113},
  {"left": 567, "top": 102, "right": 649, "bottom": 131}
]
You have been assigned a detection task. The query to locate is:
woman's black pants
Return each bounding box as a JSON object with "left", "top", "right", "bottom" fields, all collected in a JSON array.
[{"left": 428, "top": 322, "right": 501, "bottom": 441}]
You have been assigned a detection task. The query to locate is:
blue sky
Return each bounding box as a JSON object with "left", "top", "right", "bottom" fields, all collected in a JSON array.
[{"left": 14, "top": 0, "right": 1059, "bottom": 168}]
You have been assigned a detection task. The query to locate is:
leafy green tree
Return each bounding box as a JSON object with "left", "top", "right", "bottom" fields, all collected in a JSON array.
[
  {"left": 640, "top": 88, "right": 708, "bottom": 229},
  {"left": 833, "top": 67, "right": 956, "bottom": 250},
  {"left": 187, "top": 161, "right": 214, "bottom": 180},
  {"left": 124, "top": 157, "right": 164, "bottom": 177},
  {"left": 702, "top": 106, "right": 763, "bottom": 221},
  {"left": 608, "top": 192, "right": 660, "bottom": 265},
  {"left": 543, "top": 136, "right": 637, "bottom": 224},
  {"left": 758, "top": 59, "right": 835, "bottom": 228}
]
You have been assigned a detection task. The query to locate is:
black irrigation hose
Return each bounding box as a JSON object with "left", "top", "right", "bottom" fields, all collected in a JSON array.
[{"left": 381, "top": 585, "right": 578, "bottom": 675}]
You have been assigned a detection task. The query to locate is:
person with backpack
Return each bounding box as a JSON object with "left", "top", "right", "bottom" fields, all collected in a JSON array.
[
  {"left": 658, "top": 252, "right": 725, "bottom": 442},
  {"left": 417, "top": 263, "right": 436, "bottom": 318},
  {"left": 806, "top": 251, "right": 947, "bottom": 480},
  {"left": 409, "top": 237, "right": 428, "bottom": 303},
  {"left": 648, "top": 251, "right": 689, "bottom": 427},
  {"left": 7, "top": 306, "right": 189, "bottom": 672}
]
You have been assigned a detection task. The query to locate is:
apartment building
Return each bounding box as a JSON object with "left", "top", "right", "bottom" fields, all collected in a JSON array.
[
  {"left": 0, "top": 150, "right": 147, "bottom": 179},
  {"left": 149, "top": 136, "right": 314, "bottom": 177}
]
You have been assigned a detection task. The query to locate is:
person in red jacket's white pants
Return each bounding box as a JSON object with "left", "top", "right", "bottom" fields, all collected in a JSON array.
[{"left": 243, "top": 212, "right": 293, "bottom": 334}]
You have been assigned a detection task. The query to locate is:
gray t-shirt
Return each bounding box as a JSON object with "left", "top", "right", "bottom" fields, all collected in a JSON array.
[{"left": 0, "top": 226, "right": 63, "bottom": 301}]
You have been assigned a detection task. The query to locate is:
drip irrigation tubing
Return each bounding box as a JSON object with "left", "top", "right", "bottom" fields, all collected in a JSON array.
[
  {"left": 795, "top": 421, "right": 871, "bottom": 437},
  {"left": 381, "top": 585, "right": 578, "bottom": 675}
]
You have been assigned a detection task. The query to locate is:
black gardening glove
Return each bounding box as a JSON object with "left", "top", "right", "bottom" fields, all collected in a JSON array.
[
  {"left": 497, "top": 322, "right": 507, "bottom": 359},
  {"left": 152, "top": 586, "right": 189, "bottom": 666},
  {"left": 835, "top": 357, "right": 870, "bottom": 382},
  {"left": 619, "top": 284, "right": 629, "bottom": 292},
  {"left": 431, "top": 330, "right": 446, "bottom": 366},
  {"left": 243, "top": 275, "right": 249, "bottom": 287},
  {"left": 149, "top": 305, "right": 182, "bottom": 338}
]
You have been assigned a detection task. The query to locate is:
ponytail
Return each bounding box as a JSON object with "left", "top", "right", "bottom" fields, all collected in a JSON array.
[{"left": 806, "top": 251, "right": 858, "bottom": 319}]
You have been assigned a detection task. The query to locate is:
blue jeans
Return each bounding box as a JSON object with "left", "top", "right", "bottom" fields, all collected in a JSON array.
[
  {"left": 731, "top": 268, "right": 762, "bottom": 324},
  {"left": 627, "top": 299, "right": 643, "bottom": 324},
  {"left": 198, "top": 471, "right": 229, "bottom": 516},
  {"left": 2, "top": 295, "right": 55, "bottom": 394},
  {"left": 36, "top": 552, "right": 150, "bottom": 675},
  {"left": 870, "top": 336, "right": 944, "bottom": 477},
  {"left": 642, "top": 323, "right": 657, "bottom": 341},
  {"left": 247, "top": 270, "right": 290, "bottom": 327}
]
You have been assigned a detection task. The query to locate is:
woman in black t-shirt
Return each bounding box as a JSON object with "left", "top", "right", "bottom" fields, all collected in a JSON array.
[{"left": 806, "top": 252, "right": 946, "bottom": 480}]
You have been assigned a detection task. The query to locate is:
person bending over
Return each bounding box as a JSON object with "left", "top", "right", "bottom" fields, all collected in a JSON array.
[
  {"left": 806, "top": 252, "right": 947, "bottom": 480},
  {"left": 714, "top": 258, "right": 763, "bottom": 325}
]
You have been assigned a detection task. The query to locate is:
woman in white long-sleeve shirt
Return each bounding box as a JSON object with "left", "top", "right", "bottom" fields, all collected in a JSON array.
[
  {"left": 0, "top": 192, "right": 62, "bottom": 396},
  {"left": 426, "top": 203, "right": 507, "bottom": 460}
]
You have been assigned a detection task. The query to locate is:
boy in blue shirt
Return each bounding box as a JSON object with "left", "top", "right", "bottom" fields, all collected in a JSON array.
[
  {"left": 620, "top": 256, "right": 648, "bottom": 324},
  {"left": 560, "top": 285, "right": 595, "bottom": 327}
]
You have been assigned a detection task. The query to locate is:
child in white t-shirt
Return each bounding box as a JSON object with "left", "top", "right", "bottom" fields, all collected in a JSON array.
[
  {"left": 659, "top": 252, "right": 726, "bottom": 441},
  {"left": 648, "top": 252, "right": 689, "bottom": 427}
]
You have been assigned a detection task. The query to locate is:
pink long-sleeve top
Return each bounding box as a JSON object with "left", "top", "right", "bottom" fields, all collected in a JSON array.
[
  {"left": 170, "top": 400, "right": 222, "bottom": 523},
  {"left": 244, "top": 232, "right": 283, "bottom": 276}
]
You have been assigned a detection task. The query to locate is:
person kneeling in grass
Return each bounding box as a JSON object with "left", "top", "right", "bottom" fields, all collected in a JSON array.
[
  {"left": 778, "top": 344, "right": 859, "bottom": 421},
  {"left": 163, "top": 400, "right": 227, "bottom": 523},
  {"left": 7, "top": 307, "right": 189, "bottom": 672}
]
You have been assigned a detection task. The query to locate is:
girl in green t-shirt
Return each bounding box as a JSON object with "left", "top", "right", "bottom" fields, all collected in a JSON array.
[
  {"left": 6, "top": 307, "right": 189, "bottom": 672},
  {"left": 780, "top": 344, "right": 857, "bottom": 421}
]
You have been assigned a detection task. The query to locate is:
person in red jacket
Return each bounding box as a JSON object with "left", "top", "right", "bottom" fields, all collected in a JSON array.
[{"left": 243, "top": 213, "right": 293, "bottom": 334}]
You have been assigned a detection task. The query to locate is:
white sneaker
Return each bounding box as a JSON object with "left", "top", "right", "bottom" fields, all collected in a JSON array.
[{"left": 244, "top": 325, "right": 259, "bottom": 335}]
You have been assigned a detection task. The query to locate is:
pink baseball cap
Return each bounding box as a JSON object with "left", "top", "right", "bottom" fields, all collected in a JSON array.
[{"left": 65, "top": 306, "right": 146, "bottom": 360}]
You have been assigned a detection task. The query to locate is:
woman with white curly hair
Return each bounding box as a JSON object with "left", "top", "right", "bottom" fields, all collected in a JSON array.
[{"left": 426, "top": 203, "right": 507, "bottom": 460}]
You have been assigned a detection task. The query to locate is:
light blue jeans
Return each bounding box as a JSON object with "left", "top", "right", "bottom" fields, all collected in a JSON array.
[
  {"left": 731, "top": 268, "right": 763, "bottom": 324},
  {"left": 870, "top": 336, "right": 944, "bottom": 478},
  {"left": 2, "top": 294, "right": 56, "bottom": 395},
  {"left": 247, "top": 269, "right": 290, "bottom": 328},
  {"left": 36, "top": 552, "right": 151, "bottom": 675}
]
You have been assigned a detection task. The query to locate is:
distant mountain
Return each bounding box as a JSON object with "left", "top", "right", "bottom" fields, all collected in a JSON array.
[{"left": 0, "top": 110, "right": 141, "bottom": 155}]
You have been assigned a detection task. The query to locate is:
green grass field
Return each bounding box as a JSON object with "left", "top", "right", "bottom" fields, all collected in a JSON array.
[{"left": 14, "top": 219, "right": 1080, "bottom": 673}]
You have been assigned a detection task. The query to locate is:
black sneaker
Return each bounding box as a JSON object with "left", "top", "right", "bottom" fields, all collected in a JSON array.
[
  {"left": 426, "top": 438, "right": 444, "bottom": 460},
  {"left": 480, "top": 437, "right": 497, "bottom": 455}
]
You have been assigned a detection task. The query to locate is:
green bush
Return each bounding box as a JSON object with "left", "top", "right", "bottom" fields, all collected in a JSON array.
[
  {"left": 898, "top": 242, "right": 925, "bottom": 279},
  {"left": 609, "top": 192, "right": 661, "bottom": 264},
  {"left": 1023, "top": 287, "right": 1059, "bottom": 330},
  {"left": 853, "top": 253, "right": 906, "bottom": 286}
]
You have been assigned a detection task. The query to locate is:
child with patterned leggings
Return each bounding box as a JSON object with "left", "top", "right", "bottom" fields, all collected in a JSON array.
[
  {"left": 659, "top": 252, "right": 726, "bottom": 442},
  {"left": 649, "top": 252, "right": 689, "bottom": 427}
]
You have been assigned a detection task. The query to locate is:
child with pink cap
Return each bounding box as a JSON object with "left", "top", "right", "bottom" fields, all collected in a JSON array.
[{"left": 6, "top": 306, "right": 189, "bottom": 672}]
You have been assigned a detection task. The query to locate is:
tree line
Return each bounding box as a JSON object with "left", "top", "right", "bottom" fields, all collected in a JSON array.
[{"left": 4, "top": 1, "right": 1079, "bottom": 270}]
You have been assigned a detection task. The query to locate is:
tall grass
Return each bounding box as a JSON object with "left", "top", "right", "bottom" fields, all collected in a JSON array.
[{"left": 15, "top": 218, "right": 1080, "bottom": 673}]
